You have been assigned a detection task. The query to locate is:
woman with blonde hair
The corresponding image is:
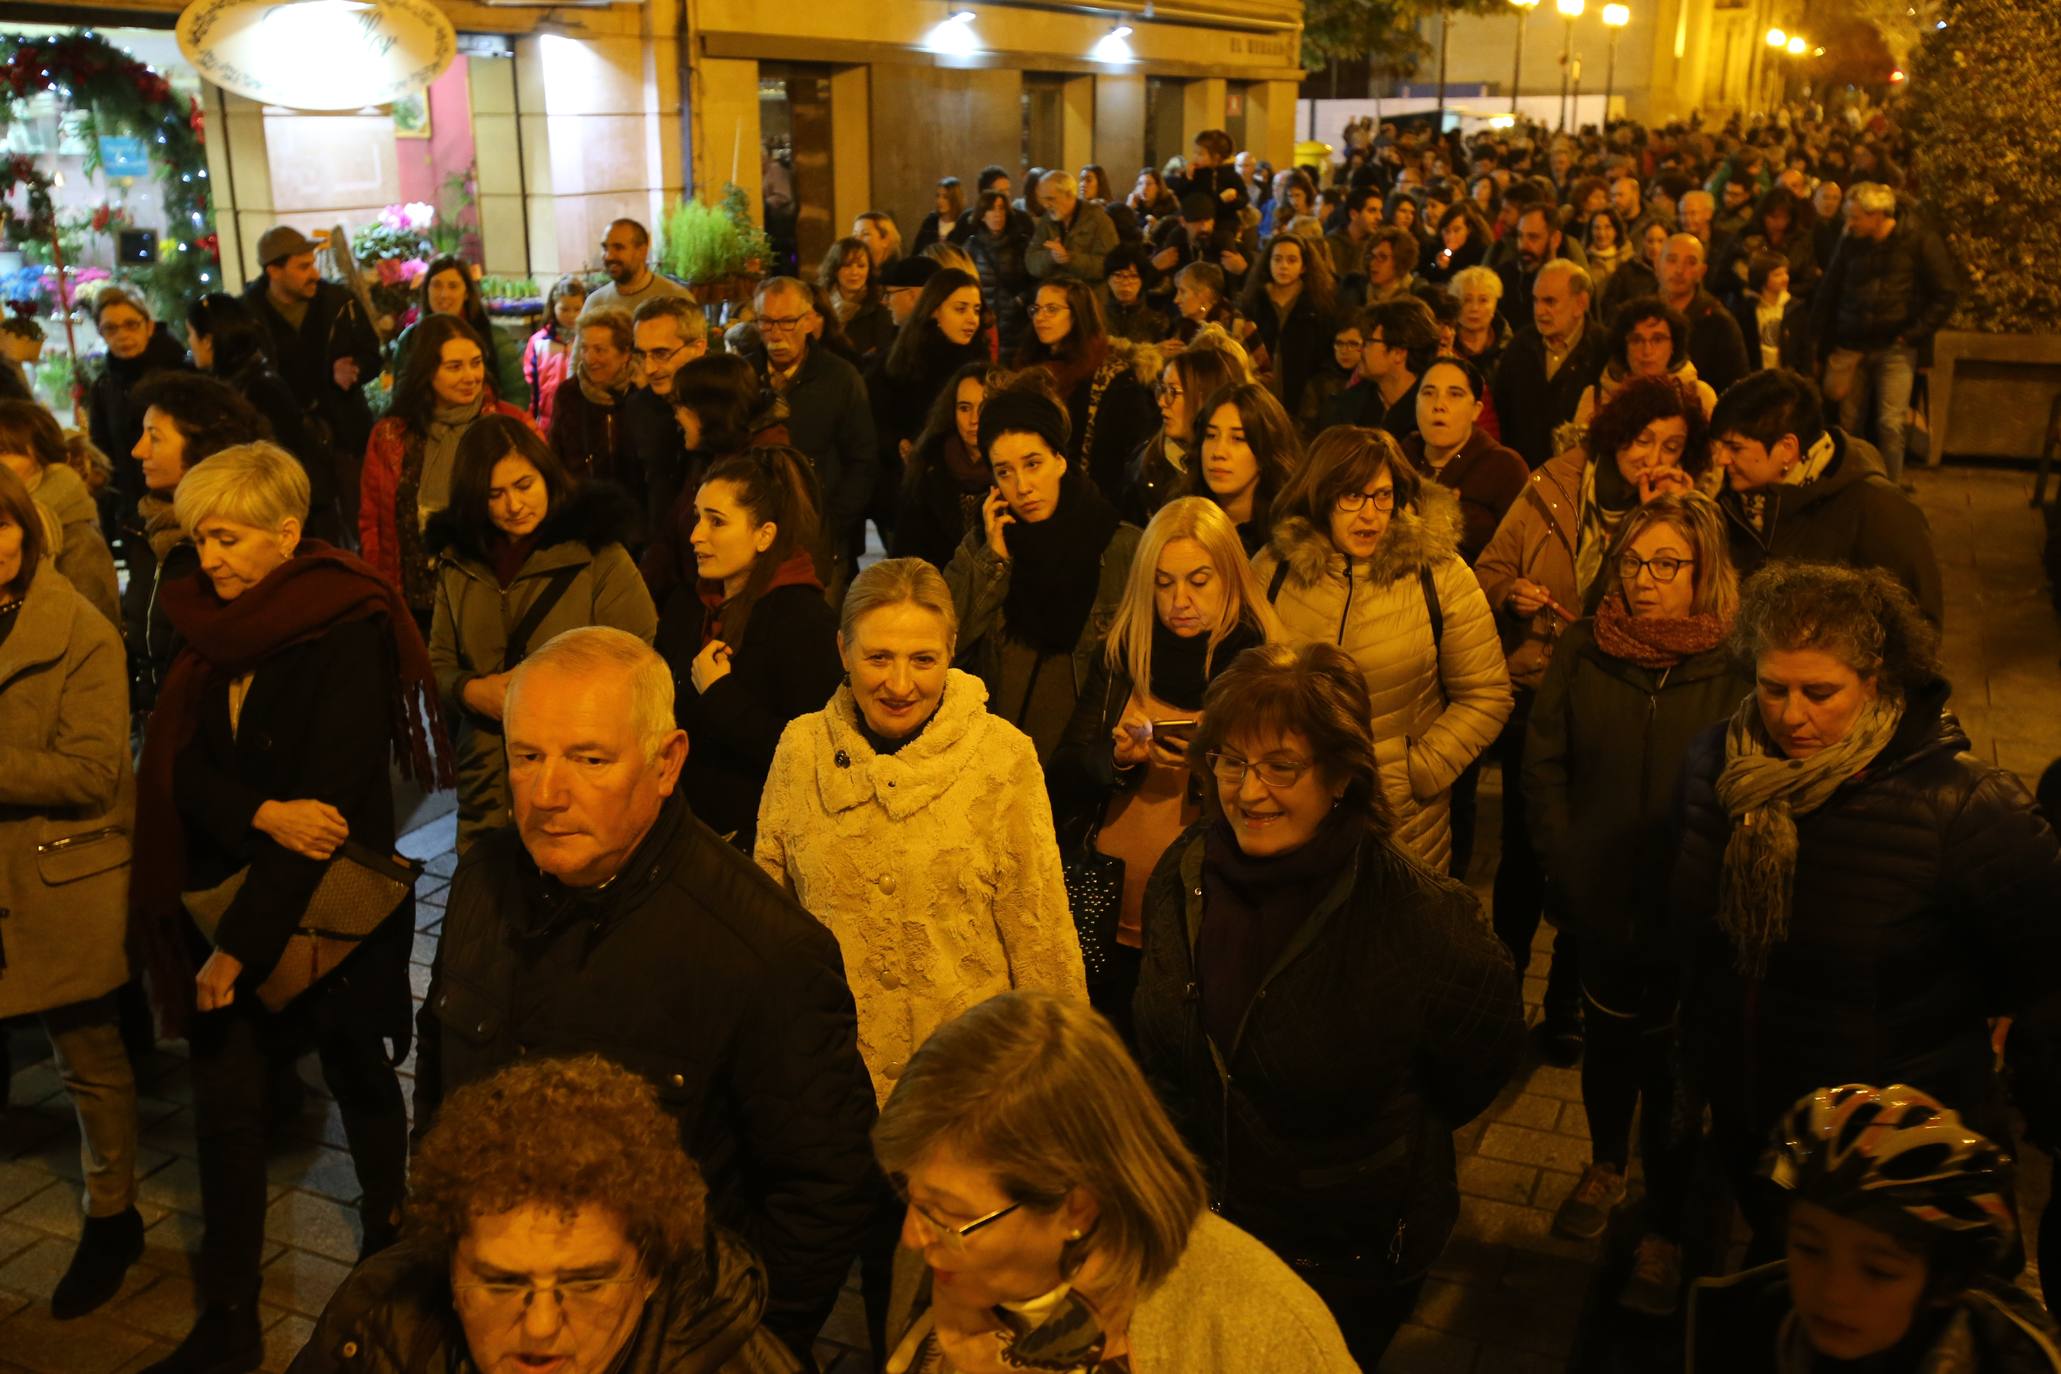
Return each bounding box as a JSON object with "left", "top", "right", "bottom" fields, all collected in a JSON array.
[
  {"left": 755, "top": 555, "right": 1085, "bottom": 1108},
  {"left": 853, "top": 210, "right": 903, "bottom": 268},
  {"left": 877, "top": 990, "right": 1357, "bottom": 1371},
  {"left": 1049, "top": 496, "right": 1281, "bottom": 1030},
  {"left": 1255, "top": 425, "right": 1512, "bottom": 870},
  {"left": 1520, "top": 492, "right": 1748, "bottom": 1314}
]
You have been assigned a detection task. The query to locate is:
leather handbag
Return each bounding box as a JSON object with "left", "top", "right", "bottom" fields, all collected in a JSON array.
[
  {"left": 181, "top": 841, "right": 422, "bottom": 1013},
  {"left": 1061, "top": 813, "right": 1124, "bottom": 985}
]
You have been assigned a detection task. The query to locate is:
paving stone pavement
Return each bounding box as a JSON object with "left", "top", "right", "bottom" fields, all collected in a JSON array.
[{"left": 2, "top": 461, "right": 2054, "bottom": 1373}]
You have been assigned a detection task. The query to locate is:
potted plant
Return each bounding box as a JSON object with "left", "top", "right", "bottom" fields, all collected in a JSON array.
[{"left": 660, "top": 183, "right": 771, "bottom": 314}]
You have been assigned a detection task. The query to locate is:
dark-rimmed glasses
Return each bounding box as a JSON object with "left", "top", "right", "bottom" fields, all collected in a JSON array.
[{"left": 1619, "top": 554, "right": 1695, "bottom": 583}]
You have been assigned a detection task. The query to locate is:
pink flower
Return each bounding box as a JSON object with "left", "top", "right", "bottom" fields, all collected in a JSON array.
[{"left": 399, "top": 258, "right": 429, "bottom": 284}]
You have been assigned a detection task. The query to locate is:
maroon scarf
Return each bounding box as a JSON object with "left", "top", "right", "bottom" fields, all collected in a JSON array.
[
  {"left": 133, "top": 542, "right": 453, "bottom": 1032},
  {"left": 1592, "top": 593, "right": 1728, "bottom": 671}
]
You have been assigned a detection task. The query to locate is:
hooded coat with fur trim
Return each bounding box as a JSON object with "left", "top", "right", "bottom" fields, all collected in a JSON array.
[
  {"left": 426, "top": 483, "right": 657, "bottom": 849},
  {"left": 1253, "top": 484, "right": 1514, "bottom": 871},
  {"left": 753, "top": 670, "right": 1087, "bottom": 1103},
  {"left": 1048, "top": 336, "right": 1164, "bottom": 501}
]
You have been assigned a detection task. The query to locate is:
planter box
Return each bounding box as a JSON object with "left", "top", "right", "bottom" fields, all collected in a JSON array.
[{"left": 1929, "top": 329, "right": 2061, "bottom": 463}]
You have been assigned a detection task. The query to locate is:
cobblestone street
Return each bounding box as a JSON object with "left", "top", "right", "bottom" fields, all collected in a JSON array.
[{"left": 3, "top": 462, "right": 2056, "bottom": 1373}]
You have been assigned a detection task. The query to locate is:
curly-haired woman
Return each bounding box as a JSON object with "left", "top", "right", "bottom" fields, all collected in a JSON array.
[{"left": 289, "top": 1056, "right": 799, "bottom": 1373}]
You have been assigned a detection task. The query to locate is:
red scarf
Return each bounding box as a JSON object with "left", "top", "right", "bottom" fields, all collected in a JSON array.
[
  {"left": 1591, "top": 593, "right": 1729, "bottom": 671},
  {"left": 133, "top": 543, "right": 453, "bottom": 1032},
  {"left": 697, "top": 548, "right": 824, "bottom": 647}
]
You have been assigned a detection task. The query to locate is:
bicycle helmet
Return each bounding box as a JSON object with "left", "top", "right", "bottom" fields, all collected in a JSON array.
[{"left": 1761, "top": 1083, "right": 2017, "bottom": 1260}]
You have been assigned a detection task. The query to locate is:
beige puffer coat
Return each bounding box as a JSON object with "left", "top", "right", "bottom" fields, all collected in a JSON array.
[
  {"left": 0, "top": 568, "right": 133, "bottom": 1020},
  {"left": 755, "top": 669, "right": 1087, "bottom": 1103},
  {"left": 1253, "top": 485, "right": 1513, "bottom": 871},
  {"left": 1474, "top": 447, "right": 1585, "bottom": 691},
  {"left": 32, "top": 462, "right": 121, "bottom": 632}
]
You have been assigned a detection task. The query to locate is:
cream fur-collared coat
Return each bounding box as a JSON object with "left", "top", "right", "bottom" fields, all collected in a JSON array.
[
  {"left": 1253, "top": 485, "right": 1514, "bottom": 872},
  {"left": 755, "top": 669, "right": 1087, "bottom": 1103}
]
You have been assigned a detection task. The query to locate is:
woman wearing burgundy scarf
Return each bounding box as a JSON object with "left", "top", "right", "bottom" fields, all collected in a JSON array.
[
  {"left": 1520, "top": 491, "right": 1747, "bottom": 1317},
  {"left": 655, "top": 446, "right": 842, "bottom": 851},
  {"left": 131, "top": 442, "right": 450, "bottom": 1374}
]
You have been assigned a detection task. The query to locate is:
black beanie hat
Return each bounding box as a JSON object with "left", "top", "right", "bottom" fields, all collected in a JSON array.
[{"left": 976, "top": 388, "right": 1070, "bottom": 460}]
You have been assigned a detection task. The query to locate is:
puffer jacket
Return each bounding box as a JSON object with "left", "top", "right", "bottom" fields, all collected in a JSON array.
[
  {"left": 1688, "top": 1264, "right": 2061, "bottom": 1374},
  {"left": 1672, "top": 682, "right": 2061, "bottom": 1176},
  {"left": 1253, "top": 486, "right": 1514, "bottom": 871},
  {"left": 1811, "top": 214, "right": 1959, "bottom": 358},
  {"left": 1522, "top": 619, "right": 1747, "bottom": 954},
  {"left": 287, "top": 1228, "right": 801, "bottom": 1374},
  {"left": 0, "top": 569, "right": 133, "bottom": 1021},
  {"left": 32, "top": 461, "right": 120, "bottom": 630},
  {"left": 754, "top": 670, "right": 1087, "bottom": 1103},
  {"left": 1474, "top": 447, "right": 1585, "bottom": 689},
  {"left": 425, "top": 484, "right": 657, "bottom": 849},
  {"left": 1133, "top": 823, "right": 1523, "bottom": 1282},
  {"left": 119, "top": 495, "right": 195, "bottom": 709},
  {"left": 1715, "top": 427, "right": 1944, "bottom": 626}
]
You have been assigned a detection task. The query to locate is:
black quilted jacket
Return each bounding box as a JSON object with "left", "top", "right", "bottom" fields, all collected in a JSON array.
[
  {"left": 1671, "top": 683, "right": 2061, "bottom": 1174},
  {"left": 1132, "top": 824, "right": 1523, "bottom": 1282},
  {"left": 414, "top": 795, "right": 881, "bottom": 1357}
]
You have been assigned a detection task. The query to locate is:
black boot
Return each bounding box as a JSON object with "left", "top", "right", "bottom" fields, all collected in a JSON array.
[
  {"left": 1541, "top": 1001, "right": 1586, "bottom": 1067},
  {"left": 142, "top": 1303, "right": 263, "bottom": 1374},
  {"left": 51, "top": 1206, "right": 144, "bottom": 1319}
]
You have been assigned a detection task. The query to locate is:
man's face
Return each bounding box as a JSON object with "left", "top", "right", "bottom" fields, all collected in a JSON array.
[
  {"left": 1352, "top": 200, "right": 1381, "bottom": 236},
  {"left": 1611, "top": 177, "right": 1642, "bottom": 220},
  {"left": 1722, "top": 181, "right": 1752, "bottom": 213},
  {"left": 453, "top": 1204, "right": 653, "bottom": 1374},
  {"left": 1680, "top": 194, "right": 1714, "bottom": 239},
  {"left": 883, "top": 285, "right": 920, "bottom": 328},
  {"left": 756, "top": 288, "right": 816, "bottom": 368},
  {"left": 1532, "top": 270, "right": 1588, "bottom": 344},
  {"left": 1181, "top": 216, "right": 1215, "bottom": 247},
  {"left": 1360, "top": 328, "right": 1403, "bottom": 384},
  {"left": 1847, "top": 204, "right": 1894, "bottom": 242},
  {"left": 630, "top": 317, "right": 703, "bottom": 398},
  {"left": 267, "top": 252, "right": 320, "bottom": 302},
  {"left": 505, "top": 663, "right": 686, "bottom": 888},
  {"left": 601, "top": 226, "right": 646, "bottom": 285},
  {"left": 1660, "top": 239, "right": 1707, "bottom": 301},
  {"left": 1038, "top": 182, "right": 1078, "bottom": 223},
  {"left": 579, "top": 325, "right": 628, "bottom": 390},
  {"left": 1234, "top": 152, "right": 1256, "bottom": 180},
  {"left": 1516, "top": 211, "right": 1558, "bottom": 273}
]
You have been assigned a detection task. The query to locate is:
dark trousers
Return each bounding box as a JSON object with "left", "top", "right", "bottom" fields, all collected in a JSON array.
[
  {"left": 1579, "top": 945, "right": 1690, "bottom": 1236},
  {"left": 188, "top": 988, "right": 406, "bottom": 1306},
  {"left": 1089, "top": 943, "right": 1145, "bottom": 1050},
  {"left": 1488, "top": 688, "right": 1581, "bottom": 1017}
]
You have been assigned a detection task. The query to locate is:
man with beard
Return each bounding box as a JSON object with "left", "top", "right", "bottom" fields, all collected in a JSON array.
[
  {"left": 1495, "top": 204, "right": 1587, "bottom": 329},
  {"left": 586, "top": 219, "right": 697, "bottom": 313}
]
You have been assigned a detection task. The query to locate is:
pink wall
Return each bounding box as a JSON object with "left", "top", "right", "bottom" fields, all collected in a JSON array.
[{"left": 396, "top": 58, "right": 478, "bottom": 224}]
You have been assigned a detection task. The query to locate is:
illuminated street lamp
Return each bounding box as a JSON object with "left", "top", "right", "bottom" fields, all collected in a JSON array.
[
  {"left": 1556, "top": 0, "right": 1584, "bottom": 132},
  {"left": 1510, "top": 0, "right": 1540, "bottom": 116},
  {"left": 1765, "top": 26, "right": 1787, "bottom": 47},
  {"left": 1785, "top": 34, "right": 1807, "bottom": 55},
  {"left": 1600, "top": 4, "right": 1629, "bottom": 122}
]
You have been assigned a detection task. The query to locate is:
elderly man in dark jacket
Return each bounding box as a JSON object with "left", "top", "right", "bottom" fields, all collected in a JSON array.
[
  {"left": 416, "top": 627, "right": 880, "bottom": 1363},
  {"left": 242, "top": 226, "right": 383, "bottom": 534},
  {"left": 744, "top": 277, "right": 876, "bottom": 573},
  {"left": 1491, "top": 260, "right": 1610, "bottom": 469},
  {"left": 1811, "top": 184, "right": 1958, "bottom": 484}
]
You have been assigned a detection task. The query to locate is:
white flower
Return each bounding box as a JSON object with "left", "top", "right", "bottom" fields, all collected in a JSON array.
[{"left": 403, "top": 201, "right": 437, "bottom": 231}]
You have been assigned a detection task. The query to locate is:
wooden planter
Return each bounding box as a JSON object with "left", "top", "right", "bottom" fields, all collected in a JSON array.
[
  {"left": 692, "top": 270, "right": 764, "bottom": 321},
  {"left": 1928, "top": 329, "right": 2061, "bottom": 464}
]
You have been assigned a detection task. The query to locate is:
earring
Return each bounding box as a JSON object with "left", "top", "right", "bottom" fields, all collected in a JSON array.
[{"left": 1067, "top": 1229, "right": 1083, "bottom": 1241}]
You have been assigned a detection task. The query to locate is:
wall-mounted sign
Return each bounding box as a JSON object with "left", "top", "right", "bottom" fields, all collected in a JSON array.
[
  {"left": 176, "top": 0, "right": 456, "bottom": 111},
  {"left": 98, "top": 136, "right": 149, "bottom": 178}
]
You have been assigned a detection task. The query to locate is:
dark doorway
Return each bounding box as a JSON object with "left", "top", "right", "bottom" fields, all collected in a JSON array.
[
  {"left": 1022, "top": 73, "right": 1067, "bottom": 177},
  {"left": 759, "top": 63, "right": 836, "bottom": 276},
  {"left": 1145, "top": 77, "right": 1184, "bottom": 174}
]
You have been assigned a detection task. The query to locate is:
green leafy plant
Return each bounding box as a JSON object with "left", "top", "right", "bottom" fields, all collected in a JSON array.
[
  {"left": 660, "top": 183, "right": 771, "bottom": 284},
  {"left": 1905, "top": 0, "right": 2061, "bottom": 334},
  {"left": 477, "top": 275, "right": 543, "bottom": 301}
]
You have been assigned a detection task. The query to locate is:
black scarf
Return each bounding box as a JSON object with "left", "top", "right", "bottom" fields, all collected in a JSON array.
[
  {"left": 1148, "top": 617, "right": 1263, "bottom": 712},
  {"left": 513, "top": 791, "right": 687, "bottom": 948},
  {"left": 1198, "top": 813, "right": 1363, "bottom": 1049},
  {"left": 1002, "top": 478, "right": 1121, "bottom": 656}
]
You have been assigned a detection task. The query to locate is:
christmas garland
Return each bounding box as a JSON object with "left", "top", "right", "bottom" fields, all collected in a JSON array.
[
  {"left": 0, "top": 152, "right": 55, "bottom": 247},
  {"left": 0, "top": 30, "right": 215, "bottom": 322}
]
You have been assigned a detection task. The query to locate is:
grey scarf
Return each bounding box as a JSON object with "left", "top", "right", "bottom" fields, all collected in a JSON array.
[
  {"left": 576, "top": 366, "right": 627, "bottom": 409},
  {"left": 1713, "top": 692, "right": 1903, "bottom": 977},
  {"left": 418, "top": 395, "right": 485, "bottom": 524}
]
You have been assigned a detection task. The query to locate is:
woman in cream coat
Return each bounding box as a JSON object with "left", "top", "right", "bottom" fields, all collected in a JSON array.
[
  {"left": 755, "top": 557, "right": 1087, "bottom": 1105},
  {"left": 1253, "top": 425, "right": 1512, "bottom": 870}
]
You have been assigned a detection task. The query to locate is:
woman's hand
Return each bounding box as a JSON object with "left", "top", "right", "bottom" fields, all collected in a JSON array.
[
  {"left": 1149, "top": 724, "right": 1194, "bottom": 768},
  {"left": 1636, "top": 466, "right": 1695, "bottom": 504},
  {"left": 1506, "top": 578, "right": 1557, "bottom": 617},
  {"left": 1111, "top": 699, "right": 1154, "bottom": 767},
  {"left": 253, "top": 799, "right": 349, "bottom": 861},
  {"left": 462, "top": 672, "right": 511, "bottom": 721},
  {"left": 1151, "top": 245, "right": 1182, "bottom": 273},
  {"left": 981, "top": 488, "right": 1016, "bottom": 561},
  {"left": 1219, "top": 249, "right": 1249, "bottom": 276},
  {"left": 195, "top": 949, "right": 244, "bottom": 1012},
  {"left": 691, "top": 639, "right": 734, "bottom": 693}
]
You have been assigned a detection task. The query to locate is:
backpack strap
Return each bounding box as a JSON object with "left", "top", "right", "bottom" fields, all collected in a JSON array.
[
  {"left": 1267, "top": 558, "right": 1290, "bottom": 605},
  {"left": 1418, "top": 563, "right": 1443, "bottom": 652},
  {"left": 501, "top": 565, "right": 584, "bottom": 672}
]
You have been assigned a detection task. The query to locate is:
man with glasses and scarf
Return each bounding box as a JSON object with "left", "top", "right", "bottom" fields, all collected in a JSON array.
[{"left": 618, "top": 296, "right": 710, "bottom": 535}]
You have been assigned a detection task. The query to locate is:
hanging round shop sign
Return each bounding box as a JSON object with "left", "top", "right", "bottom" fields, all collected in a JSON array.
[{"left": 175, "top": 0, "right": 456, "bottom": 111}]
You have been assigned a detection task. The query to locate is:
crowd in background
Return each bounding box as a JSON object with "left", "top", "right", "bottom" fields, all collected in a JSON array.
[{"left": 3, "top": 95, "right": 2060, "bottom": 1374}]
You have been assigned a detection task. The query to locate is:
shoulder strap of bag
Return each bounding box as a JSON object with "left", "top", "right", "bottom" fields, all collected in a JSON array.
[
  {"left": 1419, "top": 564, "right": 1443, "bottom": 652},
  {"left": 1267, "top": 559, "right": 1290, "bottom": 605},
  {"left": 501, "top": 565, "right": 584, "bottom": 672}
]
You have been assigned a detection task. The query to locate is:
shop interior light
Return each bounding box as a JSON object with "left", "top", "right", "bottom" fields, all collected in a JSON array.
[
  {"left": 1601, "top": 3, "right": 1629, "bottom": 26},
  {"left": 1556, "top": 0, "right": 1584, "bottom": 16},
  {"left": 1091, "top": 21, "right": 1135, "bottom": 63},
  {"left": 1509, "top": 0, "right": 1541, "bottom": 9},
  {"left": 924, "top": 9, "right": 981, "bottom": 56}
]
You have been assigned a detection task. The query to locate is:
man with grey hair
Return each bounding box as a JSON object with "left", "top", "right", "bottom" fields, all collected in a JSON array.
[
  {"left": 617, "top": 295, "right": 711, "bottom": 528},
  {"left": 1811, "top": 183, "right": 1958, "bottom": 485},
  {"left": 1658, "top": 232, "right": 1751, "bottom": 395},
  {"left": 416, "top": 626, "right": 881, "bottom": 1362},
  {"left": 1027, "top": 168, "right": 1118, "bottom": 283},
  {"left": 748, "top": 275, "right": 876, "bottom": 575},
  {"left": 585, "top": 217, "right": 696, "bottom": 312},
  {"left": 1491, "top": 258, "right": 1609, "bottom": 469}
]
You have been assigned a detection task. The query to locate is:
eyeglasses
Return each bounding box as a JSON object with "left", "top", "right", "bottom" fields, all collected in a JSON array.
[
  {"left": 452, "top": 1274, "right": 650, "bottom": 1327},
  {"left": 1207, "top": 752, "right": 1313, "bottom": 789},
  {"left": 757, "top": 313, "right": 813, "bottom": 335},
  {"left": 1620, "top": 554, "right": 1695, "bottom": 583},
  {"left": 1028, "top": 303, "right": 1073, "bottom": 319},
  {"left": 631, "top": 342, "right": 691, "bottom": 368},
  {"left": 1333, "top": 338, "right": 1366, "bottom": 353},
  {"left": 1335, "top": 487, "right": 1397, "bottom": 513},
  {"left": 100, "top": 317, "right": 148, "bottom": 335},
  {"left": 897, "top": 1187, "right": 1025, "bottom": 1256},
  {"left": 1152, "top": 382, "right": 1184, "bottom": 401}
]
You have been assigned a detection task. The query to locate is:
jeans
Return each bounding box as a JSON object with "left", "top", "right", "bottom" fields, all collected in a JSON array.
[
  {"left": 42, "top": 995, "right": 139, "bottom": 1218},
  {"left": 1823, "top": 342, "right": 1919, "bottom": 482},
  {"left": 188, "top": 992, "right": 407, "bottom": 1306}
]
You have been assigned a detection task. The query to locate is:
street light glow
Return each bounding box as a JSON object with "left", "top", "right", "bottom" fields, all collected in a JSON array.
[
  {"left": 1602, "top": 3, "right": 1630, "bottom": 27},
  {"left": 1510, "top": 0, "right": 1541, "bottom": 8},
  {"left": 1786, "top": 35, "right": 1806, "bottom": 54},
  {"left": 1766, "top": 26, "right": 1787, "bottom": 47},
  {"left": 1557, "top": 0, "right": 1584, "bottom": 17}
]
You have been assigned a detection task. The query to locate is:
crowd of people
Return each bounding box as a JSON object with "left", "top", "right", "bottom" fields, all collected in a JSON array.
[{"left": 3, "top": 97, "right": 2059, "bottom": 1374}]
